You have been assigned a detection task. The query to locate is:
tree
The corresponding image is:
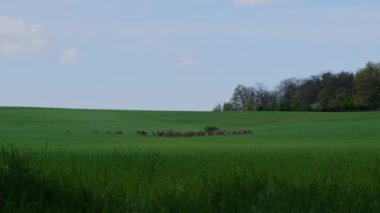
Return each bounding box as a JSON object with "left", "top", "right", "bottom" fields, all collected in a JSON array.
[
  {"left": 317, "top": 72, "right": 336, "bottom": 111},
  {"left": 261, "top": 91, "right": 279, "bottom": 111},
  {"left": 334, "top": 72, "right": 355, "bottom": 111},
  {"left": 354, "top": 62, "right": 380, "bottom": 110},
  {"left": 243, "top": 96, "right": 254, "bottom": 111},
  {"left": 277, "top": 78, "right": 302, "bottom": 111},
  {"left": 213, "top": 104, "right": 222, "bottom": 112},
  {"left": 229, "top": 85, "right": 254, "bottom": 111},
  {"left": 253, "top": 83, "right": 266, "bottom": 110},
  {"left": 299, "top": 75, "right": 321, "bottom": 110},
  {"left": 317, "top": 72, "right": 354, "bottom": 111},
  {"left": 214, "top": 61, "right": 380, "bottom": 112},
  {"left": 222, "top": 102, "right": 234, "bottom": 112}
]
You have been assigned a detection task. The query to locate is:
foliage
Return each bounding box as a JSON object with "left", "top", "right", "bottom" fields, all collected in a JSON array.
[
  {"left": 222, "top": 102, "right": 235, "bottom": 111},
  {"left": 354, "top": 62, "right": 380, "bottom": 110},
  {"left": 213, "top": 104, "right": 222, "bottom": 112},
  {"left": 243, "top": 96, "right": 254, "bottom": 111},
  {"left": 220, "top": 61, "right": 380, "bottom": 112},
  {"left": 229, "top": 85, "right": 255, "bottom": 111}
]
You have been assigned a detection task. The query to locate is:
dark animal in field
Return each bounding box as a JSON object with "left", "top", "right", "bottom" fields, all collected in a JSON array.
[
  {"left": 183, "top": 131, "right": 196, "bottom": 137},
  {"left": 106, "top": 131, "right": 112, "bottom": 134},
  {"left": 93, "top": 130, "right": 99, "bottom": 134},
  {"left": 183, "top": 132, "right": 190, "bottom": 137},
  {"left": 169, "top": 131, "right": 181, "bottom": 138},
  {"left": 196, "top": 131, "right": 206, "bottom": 136},
  {"left": 217, "top": 130, "right": 226, "bottom": 136},
  {"left": 153, "top": 130, "right": 177, "bottom": 137},
  {"left": 156, "top": 131, "right": 165, "bottom": 137},
  {"left": 207, "top": 131, "right": 217, "bottom": 136},
  {"left": 243, "top": 129, "right": 252, "bottom": 134},
  {"left": 165, "top": 131, "right": 174, "bottom": 137},
  {"left": 115, "top": 130, "right": 123, "bottom": 135},
  {"left": 175, "top": 132, "right": 183, "bottom": 137},
  {"left": 136, "top": 130, "right": 148, "bottom": 136},
  {"left": 66, "top": 130, "right": 70, "bottom": 134},
  {"left": 204, "top": 126, "right": 219, "bottom": 133},
  {"left": 236, "top": 129, "right": 252, "bottom": 135}
]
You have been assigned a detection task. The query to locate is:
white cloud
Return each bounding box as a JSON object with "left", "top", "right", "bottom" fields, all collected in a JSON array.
[
  {"left": 0, "top": 16, "right": 49, "bottom": 57},
  {"left": 60, "top": 48, "right": 79, "bottom": 64},
  {"left": 180, "top": 56, "right": 195, "bottom": 67},
  {"left": 232, "top": 0, "right": 289, "bottom": 6}
]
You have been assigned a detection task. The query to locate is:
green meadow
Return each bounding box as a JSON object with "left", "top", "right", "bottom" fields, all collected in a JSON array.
[{"left": 1, "top": 107, "right": 380, "bottom": 212}]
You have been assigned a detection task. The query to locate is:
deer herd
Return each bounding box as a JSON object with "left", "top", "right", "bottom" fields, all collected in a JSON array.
[
  {"left": 65, "top": 127, "right": 252, "bottom": 138},
  {"left": 137, "top": 127, "right": 252, "bottom": 138}
]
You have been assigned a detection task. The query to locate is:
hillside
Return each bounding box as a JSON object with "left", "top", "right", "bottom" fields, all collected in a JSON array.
[
  {"left": 1, "top": 107, "right": 379, "bottom": 151},
  {"left": 1, "top": 107, "right": 380, "bottom": 212}
]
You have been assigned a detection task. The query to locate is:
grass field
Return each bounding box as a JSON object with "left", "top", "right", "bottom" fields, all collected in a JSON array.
[{"left": 1, "top": 107, "right": 380, "bottom": 212}]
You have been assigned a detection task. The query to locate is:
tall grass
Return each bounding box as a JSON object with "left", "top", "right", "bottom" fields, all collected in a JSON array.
[{"left": 2, "top": 146, "right": 380, "bottom": 212}]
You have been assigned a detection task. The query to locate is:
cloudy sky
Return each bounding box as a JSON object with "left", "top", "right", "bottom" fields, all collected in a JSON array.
[{"left": 1, "top": 0, "right": 379, "bottom": 111}]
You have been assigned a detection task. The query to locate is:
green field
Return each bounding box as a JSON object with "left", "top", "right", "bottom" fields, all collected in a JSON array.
[{"left": 1, "top": 107, "right": 380, "bottom": 212}]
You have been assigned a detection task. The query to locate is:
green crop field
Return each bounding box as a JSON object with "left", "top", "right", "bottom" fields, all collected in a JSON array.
[{"left": 1, "top": 107, "right": 380, "bottom": 212}]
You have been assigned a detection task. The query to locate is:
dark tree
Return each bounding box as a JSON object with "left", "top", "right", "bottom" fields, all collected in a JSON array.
[
  {"left": 222, "top": 102, "right": 235, "bottom": 111},
  {"left": 243, "top": 96, "right": 254, "bottom": 111},
  {"left": 277, "top": 78, "right": 302, "bottom": 111},
  {"left": 261, "top": 91, "right": 279, "bottom": 111},
  {"left": 317, "top": 72, "right": 354, "bottom": 111},
  {"left": 213, "top": 104, "right": 222, "bottom": 112},
  {"left": 299, "top": 75, "right": 321, "bottom": 110},
  {"left": 354, "top": 62, "right": 380, "bottom": 110},
  {"left": 334, "top": 72, "right": 355, "bottom": 111},
  {"left": 253, "top": 83, "right": 266, "bottom": 110},
  {"left": 317, "top": 72, "right": 336, "bottom": 111}
]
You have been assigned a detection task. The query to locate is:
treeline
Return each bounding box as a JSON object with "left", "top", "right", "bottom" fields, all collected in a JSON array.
[{"left": 214, "top": 62, "right": 380, "bottom": 112}]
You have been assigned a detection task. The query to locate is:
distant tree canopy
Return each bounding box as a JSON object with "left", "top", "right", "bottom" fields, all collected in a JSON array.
[
  {"left": 214, "top": 62, "right": 380, "bottom": 112},
  {"left": 354, "top": 62, "right": 380, "bottom": 110}
]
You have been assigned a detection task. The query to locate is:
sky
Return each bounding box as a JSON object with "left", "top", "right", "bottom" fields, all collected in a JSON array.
[{"left": 1, "top": 0, "right": 380, "bottom": 111}]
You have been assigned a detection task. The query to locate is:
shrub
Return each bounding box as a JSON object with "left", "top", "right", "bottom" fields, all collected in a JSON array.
[{"left": 204, "top": 126, "right": 220, "bottom": 132}]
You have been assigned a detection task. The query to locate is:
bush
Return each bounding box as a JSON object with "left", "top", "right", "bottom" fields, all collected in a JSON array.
[{"left": 204, "top": 126, "right": 220, "bottom": 132}]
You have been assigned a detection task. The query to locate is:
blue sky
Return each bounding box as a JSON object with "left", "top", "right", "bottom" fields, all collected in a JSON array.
[{"left": 1, "top": 0, "right": 379, "bottom": 111}]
